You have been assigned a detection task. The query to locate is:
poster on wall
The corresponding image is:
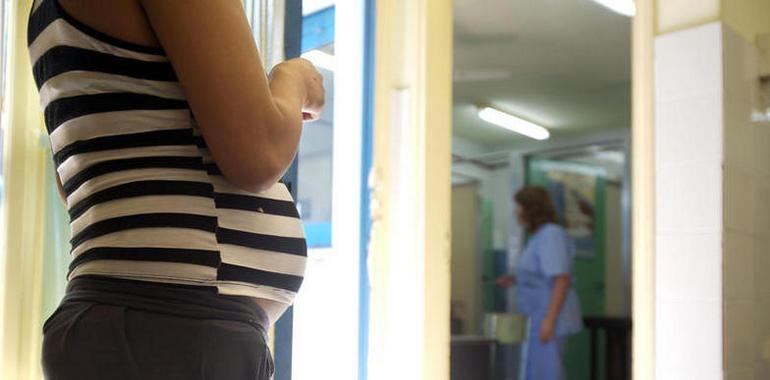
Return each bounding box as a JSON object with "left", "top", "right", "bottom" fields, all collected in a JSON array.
[{"left": 526, "top": 159, "right": 607, "bottom": 260}]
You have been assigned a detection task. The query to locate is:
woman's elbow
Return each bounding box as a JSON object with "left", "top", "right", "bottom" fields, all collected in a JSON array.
[
  {"left": 220, "top": 159, "right": 285, "bottom": 193},
  {"left": 205, "top": 118, "right": 300, "bottom": 193}
]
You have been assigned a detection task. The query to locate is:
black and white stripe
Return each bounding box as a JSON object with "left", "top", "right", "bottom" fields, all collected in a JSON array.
[{"left": 28, "top": 0, "right": 306, "bottom": 304}]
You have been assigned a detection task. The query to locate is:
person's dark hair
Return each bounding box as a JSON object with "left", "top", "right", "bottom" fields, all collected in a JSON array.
[{"left": 514, "top": 186, "right": 559, "bottom": 233}]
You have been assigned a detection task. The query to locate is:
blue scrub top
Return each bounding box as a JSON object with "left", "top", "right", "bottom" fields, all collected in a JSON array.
[{"left": 516, "top": 223, "right": 583, "bottom": 337}]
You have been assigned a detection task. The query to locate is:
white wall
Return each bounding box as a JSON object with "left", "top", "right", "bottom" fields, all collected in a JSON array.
[
  {"left": 654, "top": 22, "right": 724, "bottom": 380},
  {"left": 653, "top": 19, "right": 770, "bottom": 379},
  {"left": 722, "top": 24, "right": 770, "bottom": 380},
  {"left": 654, "top": 19, "right": 770, "bottom": 379}
]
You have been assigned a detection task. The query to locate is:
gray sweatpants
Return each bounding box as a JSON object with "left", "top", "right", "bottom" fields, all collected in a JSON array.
[{"left": 42, "top": 277, "right": 274, "bottom": 380}]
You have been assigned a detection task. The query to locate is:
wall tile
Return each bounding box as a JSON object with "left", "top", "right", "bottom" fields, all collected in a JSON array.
[
  {"left": 679, "top": 161, "right": 723, "bottom": 232},
  {"left": 655, "top": 23, "right": 723, "bottom": 103},
  {"left": 755, "top": 237, "right": 770, "bottom": 298},
  {"left": 723, "top": 24, "right": 760, "bottom": 104},
  {"left": 657, "top": 368, "right": 722, "bottom": 380},
  {"left": 754, "top": 178, "right": 770, "bottom": 238},
  {"left": 658, "top": 233, "right": 721, "bottom": 302},
  {"left": 652, "top": 22, "right": 768, "bottom": 380},
  {"left": 727, "top": 369, "right": 754, "bottom": 380},
  {"left": 724, "top": 231, "right": 755, "bottom": 300},
  {"left": 724, "top": 165, "right": 755, "bottom": 234},
  {"left": 656, "top": 164, "right": 681, "bottom": 234},
  {"left": 679, "top": 160, "right": 724, "bottom": 233},
  {"left": 725, "top": 299, "right": 755, "bottom": 371},
  {"left": 656, "top": 95, "right": 723, "bottom": 165},
  {"left": 722, "top": 24, "right": 769, "bottom": 380},
  {"left": 754, "top": 296, "right": 770, "bottom": 377},
  {"left": 752, "top": 126, "right": 770, "bottom": 177},
  {"left": 724, "top": 99, "right": 755, "bottom": 170},
  {"left": 657, "top": 160, "right": 723, "bottom": 234},
  {"left": 656, "top": 234, "right": 682, "bottom": 301},
  {"left": 657, "top": 300, "right": 723, "bottom": 379},
  {"left": 687, "top": 233, "right": 724, "bottom": 301},
  {"left": 755, "top": 365, "right": 770, "bottom": 380}
]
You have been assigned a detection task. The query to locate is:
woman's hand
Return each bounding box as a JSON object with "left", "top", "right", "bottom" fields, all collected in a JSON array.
[
  {"left": 495, "top": 275, "right": 516, "bottom": 288},
  {"left": 271, "top": 58, "right": 325, "bottom": 122},
  {"left": 539, "top": 316, "right": 556, "bottom": 343}
]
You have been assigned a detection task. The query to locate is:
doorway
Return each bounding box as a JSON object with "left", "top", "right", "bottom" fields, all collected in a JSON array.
[{"left": 449, "top": 1, "right": 633, "bottom": 379}]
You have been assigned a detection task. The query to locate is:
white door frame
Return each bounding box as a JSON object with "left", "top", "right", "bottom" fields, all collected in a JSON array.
[{"left": 632, "top": 1, "right": 656, "bottom": 379}]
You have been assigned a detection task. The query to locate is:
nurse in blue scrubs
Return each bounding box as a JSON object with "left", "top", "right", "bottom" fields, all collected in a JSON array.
[{"left": 497, "top": 186, "right": 583, "bottom": 380}]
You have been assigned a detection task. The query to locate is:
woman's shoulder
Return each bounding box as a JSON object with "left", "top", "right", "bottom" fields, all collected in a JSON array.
[
  {"left": 539, "top": 222, "right": 565, "bottom": 235},
  {"left": 535, "top": 223, "right": 571, "bottom": 244}
]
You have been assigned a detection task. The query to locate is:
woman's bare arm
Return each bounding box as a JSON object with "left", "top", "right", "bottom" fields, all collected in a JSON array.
[
  {"left": 139, "top": 0, "right": 322, "bottom": 192},
  {"left": 545, "top": 275, "right": 570, "bottom": 322},
  {"left": 539, "top": 274, "right": 570, "bottom": 342}
]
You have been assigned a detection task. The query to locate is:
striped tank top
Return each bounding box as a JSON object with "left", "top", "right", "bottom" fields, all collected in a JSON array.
[{"left": 27, "top": 0, "right": 306, "bottom": 305}]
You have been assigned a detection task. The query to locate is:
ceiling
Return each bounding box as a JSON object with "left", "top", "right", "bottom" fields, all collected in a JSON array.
[{"left": 453, "top": 0, "right": 632, "bottom": 149}]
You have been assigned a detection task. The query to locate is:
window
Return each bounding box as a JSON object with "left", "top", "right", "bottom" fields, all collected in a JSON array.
[
  {"left": 297, "top": 5, "right": 335, "bottom": 248},
  {"left": 292, "top": 1, "right": 368, "bottom": 379}
]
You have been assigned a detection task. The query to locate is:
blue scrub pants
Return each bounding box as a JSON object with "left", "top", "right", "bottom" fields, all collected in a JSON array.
[{"left": 523, "top": 318, "right": 568, "bottom": 380}]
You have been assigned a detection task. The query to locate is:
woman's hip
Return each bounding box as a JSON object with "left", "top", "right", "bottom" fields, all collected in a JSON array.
[{"left": 42, "top": 276, "right": 273, "bottom": 380}]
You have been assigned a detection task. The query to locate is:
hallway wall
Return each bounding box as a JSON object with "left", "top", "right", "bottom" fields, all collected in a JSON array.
[
  {"left": 451, "top": 137, "right": 513, "bottom": 252},
  {"left": 654, "top": 22, "right": 725, "bottom": 380},
  {"left": 451, "top": 183, "right": 481, "bottom": 335},
  {"left": 604, "top": 183, "right": 626, "bottom": 317},
  {"left": 722, "top": 24, "right": 770, "bottom": 380}
]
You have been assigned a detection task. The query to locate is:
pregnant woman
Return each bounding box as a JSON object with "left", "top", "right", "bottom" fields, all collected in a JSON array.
[{"left": 28, "top": 0, "right": 323, "bottom": 378}]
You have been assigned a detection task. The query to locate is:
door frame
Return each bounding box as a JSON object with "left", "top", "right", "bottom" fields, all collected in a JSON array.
[{"left": 631, "top": 1, "right": 656, "bottom": 378}]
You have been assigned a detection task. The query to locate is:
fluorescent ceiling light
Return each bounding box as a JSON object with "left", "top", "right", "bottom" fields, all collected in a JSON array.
[
  {"left": 301, "top": 49, "right": 335, "bottom": 72},
  {"left": 477, "top": 106, "right": 550, "bottom": 140},
  {"left": 588, "top": 0, "right": 636, "bottom": 17}
]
